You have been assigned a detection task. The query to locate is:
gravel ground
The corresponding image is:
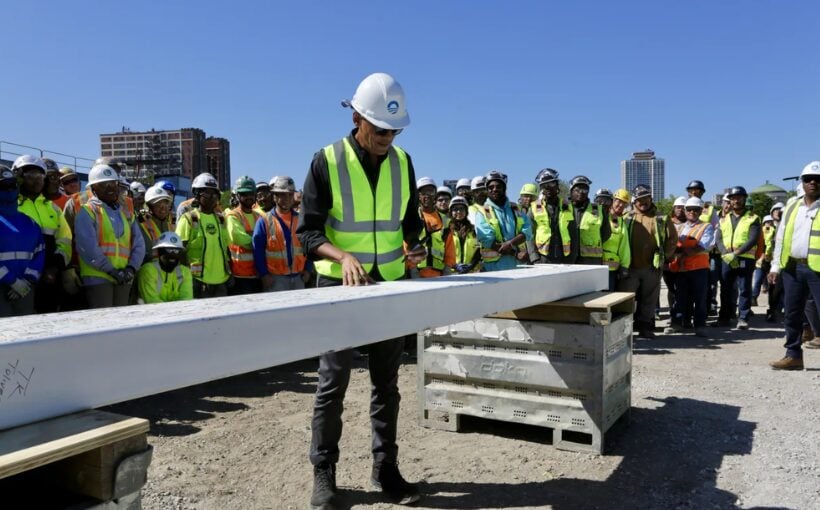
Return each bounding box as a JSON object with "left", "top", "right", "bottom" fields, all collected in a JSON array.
[{"left": 106, "top": 301, "right": 820, "bottom": 510}]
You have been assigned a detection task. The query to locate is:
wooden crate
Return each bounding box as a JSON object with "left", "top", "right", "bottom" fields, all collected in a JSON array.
[
  {"left": 0, "top": 410, "right": 151, "bottom": 505},
  {"left": 488, "top": 291, "right": 634, "bottom": 326}
]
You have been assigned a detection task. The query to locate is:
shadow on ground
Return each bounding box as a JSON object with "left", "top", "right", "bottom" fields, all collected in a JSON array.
[
  {"left": 104, "top": 359, "right": 318, "bottom": 436},
  {"left": 339, "top": 396, "right": 787, "bottom": 510}
]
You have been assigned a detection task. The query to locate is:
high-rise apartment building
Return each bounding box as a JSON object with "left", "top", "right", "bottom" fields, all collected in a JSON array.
[
  {"left": 205, "top": 137, "right": 231, "bottom": 192},
  {"left": 620, "top": 149, "right": 665, "bottom": 202},
  {"left": 99, "top": 127, "right": 229, "bottom": 198}
]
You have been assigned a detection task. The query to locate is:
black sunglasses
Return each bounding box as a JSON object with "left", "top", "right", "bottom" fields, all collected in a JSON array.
[
  {"left": 373, "top": 126, "right": 403, "bottom": 136},
  {"left": 802, "top": 175, "right": 820, "bottom": 183}
]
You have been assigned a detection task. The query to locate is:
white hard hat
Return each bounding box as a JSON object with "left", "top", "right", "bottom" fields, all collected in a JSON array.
[
  {"left": 271, "top": 175, "right": 296, "bottom": 193},
  {"left": 345, "top": 73, "right": 410, "bottom": 130},
  {"left": 88, "top": 164, "right": 120, "bottom": 186},
  {"left": 673, "top": 197, "right": 687, "bottom": 207},
  {"left": 153, "top": 231, "right": 184, "bottom": 250},
  {"left": 192, "top": 172, "right": 219, "bottom": 190},
  {"left": 801, "top": 161, "right": 820, "bottom": 177},
  {"left": 436, "top": 185, "right": 452, "bottom": 197},
  {"left": 471, "top": 176, "right": 486, "bottom": 190},
  {"left": 456, "top": 178, "right": 471, "bottom": 190},
  {"left": 130, "top": 181, "right": 147, "bottom": 195},
  {"left": 721, "top": 194, "right": 730, "bottom": 203},
  {"left": 416, "top": 176, "right": 436, "bottom": 190},
  {"left": 684, "top": 197, "right": 704, "bottom": 209},
  {"left": 145, "top": 185, "right": 172, "bottom": 205},
  {"left": 763, "top": 215, "right": 774, "bottom": 223},
  {"left": 11, "top": 155, "right": 46, "bottom": 172},
  {"left": 770, "top": 202, "right": 784, "bottom": 213}
]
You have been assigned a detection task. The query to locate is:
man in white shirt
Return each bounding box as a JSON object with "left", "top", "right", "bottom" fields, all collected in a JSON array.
[{"left": 768, "top": 161, "right": 820, "bottom": 370}]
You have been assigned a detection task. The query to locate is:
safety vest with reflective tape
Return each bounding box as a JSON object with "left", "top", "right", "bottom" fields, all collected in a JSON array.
[
  {"left": 182, "top": 209, "right": 230, "bottom": 279},
  {"left": 78, "top": 203, "right": 131, "bottom": 282},
  {"left": 314, "top": 138, "right": 410, "bottom": 281},
  {"left": 71, "top": 190, "right": 134, "bottom": 221},
  {"left": 719, "top": 211, "right": 759, "bottom": 259},
  {"left": 417, "top": 209, "right": 450, "bottom": 271},
  {"left": 479, "top": 202, "right": 525, "bottom": 263},
  {"left": 575, "top": 203, "right": 605, "bottom": 258},
  {"left": 779, "top": 200, "right": 820, "bottom": 271},
  {"left": 530, "top": 200, "right": 572, "bottom": 257},
  {"left": 603, "top": 215, "right": 630, "bottom": 271},
  {"left": 670, "top": 222, "right": 710, "bottom": 272},
  {"left": 138, "top": 260, "right": 192, "bottom": 303},
  {"left": 453, "top": 229, "right": 480, "bottom": 270},
  {"left": 18, "top": 195, "right": 72, "bottom": 266},
  {"left": 263, "top": 209, "right": 306, "bottom": 275},
  {"left": 699, "top": 204, "right": 714, "bottom": 224},
  {"left": 226, "top": 207, "right": 261, "bottom": 277}
]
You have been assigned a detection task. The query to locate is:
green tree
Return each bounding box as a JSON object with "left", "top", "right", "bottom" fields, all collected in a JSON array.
[
  {"left": 748, "top": 192, "right": 773, "bottom": 219},
  {"left": 655, "top": 195, "right": 677, "bottom": 216},
  {"left": 220, "top": 190, "right": 233, "bottom": 210}
]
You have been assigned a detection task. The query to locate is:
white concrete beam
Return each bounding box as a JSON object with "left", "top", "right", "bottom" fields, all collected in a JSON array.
[{"left": 0, "top": 265, "right": 606, "bottom": 430}]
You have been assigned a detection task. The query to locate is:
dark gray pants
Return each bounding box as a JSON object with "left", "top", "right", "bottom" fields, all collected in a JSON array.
[
  {"left": 309, "top": 276, "right": 403, "bottom": 466},
  {"left": 85, "top": 283, "right": 132, "bottom": 309},
  {"left": 0, "top": 286, "right": 35, "bottom": 317}
]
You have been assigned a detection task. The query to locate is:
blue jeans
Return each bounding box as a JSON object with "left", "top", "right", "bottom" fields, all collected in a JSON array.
[
  {"left": 673, "top": 269, "right": 709, "bottom": 327},
  {"left": 781, "top": 263, "right": 820, "bottom": 359},
  {"left": 719, "top": 258, "right": 755, "bottom": 321}
]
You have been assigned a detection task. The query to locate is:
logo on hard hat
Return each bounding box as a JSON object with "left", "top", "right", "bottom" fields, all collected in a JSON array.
[
  {"left": 170, "top": 235, "right": 178, "bottom": 244},
  {"left": 387, "top": 100, "right": 399, "bottom": 114},
  {"left": 103, "top": 169, "right": 112, "bottom": 176}
]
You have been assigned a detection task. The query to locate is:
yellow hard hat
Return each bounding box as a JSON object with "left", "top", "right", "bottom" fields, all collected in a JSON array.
[
  {"left": 519, "top": 183, "right": 538, "bottom": 196},
  {"left": 613, "top": 188, "right": 631, "bottom": 203}
]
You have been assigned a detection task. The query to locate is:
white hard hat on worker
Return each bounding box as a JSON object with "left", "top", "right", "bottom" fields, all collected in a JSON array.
[{"left": 344, "top": 73, "right": 410, "bottom": 131}]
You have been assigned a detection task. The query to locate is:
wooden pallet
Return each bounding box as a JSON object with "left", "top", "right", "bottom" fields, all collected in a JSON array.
[
  {"left": 0, "top": 410, "right": 151, "bottom": 503},
  {"left": 488, "top": 291, "right": 635, "bottom": 325}
]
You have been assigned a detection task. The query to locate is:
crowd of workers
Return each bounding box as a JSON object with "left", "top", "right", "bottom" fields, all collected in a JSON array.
[{"left": 2, "top": 71, "right": 818, "bottom": 508}]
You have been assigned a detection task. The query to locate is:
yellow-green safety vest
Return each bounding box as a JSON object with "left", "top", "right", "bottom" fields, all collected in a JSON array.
[
  {"left": 314, "top": 138, "right": 410, "bottom": 281},
  {"left": 454, "top": 230, "right": 479, "bottom": 269},
  {"left": 530, "top": 200, "right": 572, "bottom": 257},
  {"left": 417, "top": 210, "right": 450, "bottom": 271},
  {"left": 699, "top": 204, "right": 714, "bottom": 224},
  {"left": 182, "top": 209, "right": 230, "bottom": 279},
  {"left": 79, "top": 203, "right": 131, "bottom": 282},
  {"left": 719, "top": 211, "right": 759, "bottom": 259},
  {"left": 18, "top": 195, "right": 72, "bottom": 266},
  {"left": 576, "top": 203, "right": 605, "bottom": 258},
  {"left": 603, "top": 215, "right": 631, "bottom": 271},
  {"left": 779, "top": 200, "right": 820, "bottom": 271}
]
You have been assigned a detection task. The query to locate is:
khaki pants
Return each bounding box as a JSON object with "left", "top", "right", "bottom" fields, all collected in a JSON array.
[{"left": 618, "top": 267, "right": 661, "bottom": 330}]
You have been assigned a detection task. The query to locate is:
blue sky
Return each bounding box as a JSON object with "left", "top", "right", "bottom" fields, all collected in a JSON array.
[{"left": 3, "top": 1, "right": 817, "bottom": 199}]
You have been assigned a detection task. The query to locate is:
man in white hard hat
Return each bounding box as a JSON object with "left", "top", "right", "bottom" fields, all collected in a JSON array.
[
  {"left": 435, "top": 185, "right": 452, "bottom": 216},
  {"left": 297, "top": 72, "right": 424, "bottom": 508},
  {"left": 176, "top": 173, "right": 231, "bottom": 298},
  {"left": 663, "top": 196, "right": 688, "bottom": 317},
  {"left": 136, "top": 231, "right": 193, "bottom": 303},
  {"left": 467, "top": 175, "right": 487, "bottom": 225},
  {"left": 408, "top": 177, "right": 455, "bottom": 278},
  {"left": 768, "top": 161, "right": 820, "bottom": 369},
  {"left": 74, "top": 164, "right": 145, "bottom": 308},
  {"left": 455, "top": 177, "right": 472, "bottom": 203},
  {"left": 475, "top": 170, "right": 533, "bottom": 271}
]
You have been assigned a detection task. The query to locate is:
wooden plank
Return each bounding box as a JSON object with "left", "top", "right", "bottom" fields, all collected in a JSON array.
[
  {"left": 0, "top": 265, "right": 607, "bottom": 430},
  {"left": 0, "top": 410, "right": 149, "bottom": 479},
  {"left": 488, "top": 291, "right": 635, "bottom": 324}
]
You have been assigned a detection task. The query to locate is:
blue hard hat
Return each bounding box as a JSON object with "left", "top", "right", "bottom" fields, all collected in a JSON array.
[{"left": 156, "top": 179, "right": 176, "bottom": 194}]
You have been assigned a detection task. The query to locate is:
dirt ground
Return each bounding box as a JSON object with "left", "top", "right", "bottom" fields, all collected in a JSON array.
[{"left": 107, "top": 301, "right": 820, "bottom": 510}]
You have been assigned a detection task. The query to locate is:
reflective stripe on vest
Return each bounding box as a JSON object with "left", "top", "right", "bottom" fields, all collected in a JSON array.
[
  {"left": 153, "top": 260, "right": 185, "bottom": 299},
  {"left": 577, "top": 203, "right": 604, "bottom": 258},
  {"left": 227, "top": 207, "right": 260, "bottom": 277},
  {"left": 79, "top": 203, "right": 131, "bottom": 281},
  {"left": 140, "top": 217, "right": 164, "bottom": 245},
  {"left": 454, "top": 231, "right": 479, "bottom": 267},
  {"left": 479, "top": 203, "right": 524, "bottom": 262},
  {"left": 779, "top": 200, "right": 820, "bottom": 271},
  {"left": 719, "top": 211, "right": 759, "bottom": 259},
  {"left": 264, "top": 211, "right": 306, "bottom": 275},
  {"left": 678, "top": 222, "right": 710, "bottom": 271},
  {"left": 531, "top": 201, "right": 571, "bottom": 256},
  {"left": 314, "top": 138, "right": 409, "bottom": 281},
  {"left": 185, "top": 209, "right": 229, "bottom": 278}
]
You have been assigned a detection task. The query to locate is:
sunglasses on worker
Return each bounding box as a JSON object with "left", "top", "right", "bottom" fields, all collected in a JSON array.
[
  {"left": 802, "top": 175, "right": 820, "bottom": 184},
  {"left": 373, "top": 126, "right": 403, "bottom": 136}
]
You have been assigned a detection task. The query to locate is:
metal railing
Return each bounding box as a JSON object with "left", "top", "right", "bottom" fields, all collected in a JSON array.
[{"left": 0, "top": 140, "right": 96, "bottom": 172}]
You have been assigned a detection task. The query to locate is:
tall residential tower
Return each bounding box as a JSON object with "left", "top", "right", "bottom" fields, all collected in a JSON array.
[{"left": 620, "top": 149, "right": 665, "bottom": 202}]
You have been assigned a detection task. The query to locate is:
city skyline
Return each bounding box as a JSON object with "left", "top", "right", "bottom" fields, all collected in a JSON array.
[{"left": 621, "top": 150, "right": 665, "bottom": 202}]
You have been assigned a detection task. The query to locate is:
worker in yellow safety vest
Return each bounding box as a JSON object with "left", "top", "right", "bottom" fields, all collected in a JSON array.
[
  {"left": 139, "top": 185, "right": 175, "bottom": 263},
  {"left": 467, "top": 175, "right": 487, "bottom": 225},
  {"left": 74, "top": 164, "right": 146, "bottom": 308},
  {"left": 568, "top": 175, "right": 610, "bottom": 265},
  {"left": 529, "top": 167, "right": 573, "bottom": 264},
  {"left": 226, "top": 176, "right": 262, "bottom": 294},
  {"left": 408, "top": 177, "right": 455, "bottom": 278},
  {"left": 448, "top": 196, "right": 481, "bottom": 273},
  {"left": 716, "top": 185, "right": 760, "bottom": 330},
  {"left": 176, "top": 172, "right": 232, "bottom": 298},
  {"left": 768, "top": 161, "right": 820, "bottom": 370},
  {"left": 602, "top": 188, "right": 631, "bottom": 291},
  {"left": 475, "top": 170, "right": 532, "bottom": 271},
  {"left": 137, "top": 231, "right": 193, "bottom": 303},
  {"left": 12, "top": 155, "right": 73, "bottom": 313}
]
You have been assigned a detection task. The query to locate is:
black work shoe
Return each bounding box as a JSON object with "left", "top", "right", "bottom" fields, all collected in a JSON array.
[
  {"left": 310, "top": 462, "right": 338, "bottom": 510},
  {"left": 371, "top": 461, "right": 420, "bottom": 505}
]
